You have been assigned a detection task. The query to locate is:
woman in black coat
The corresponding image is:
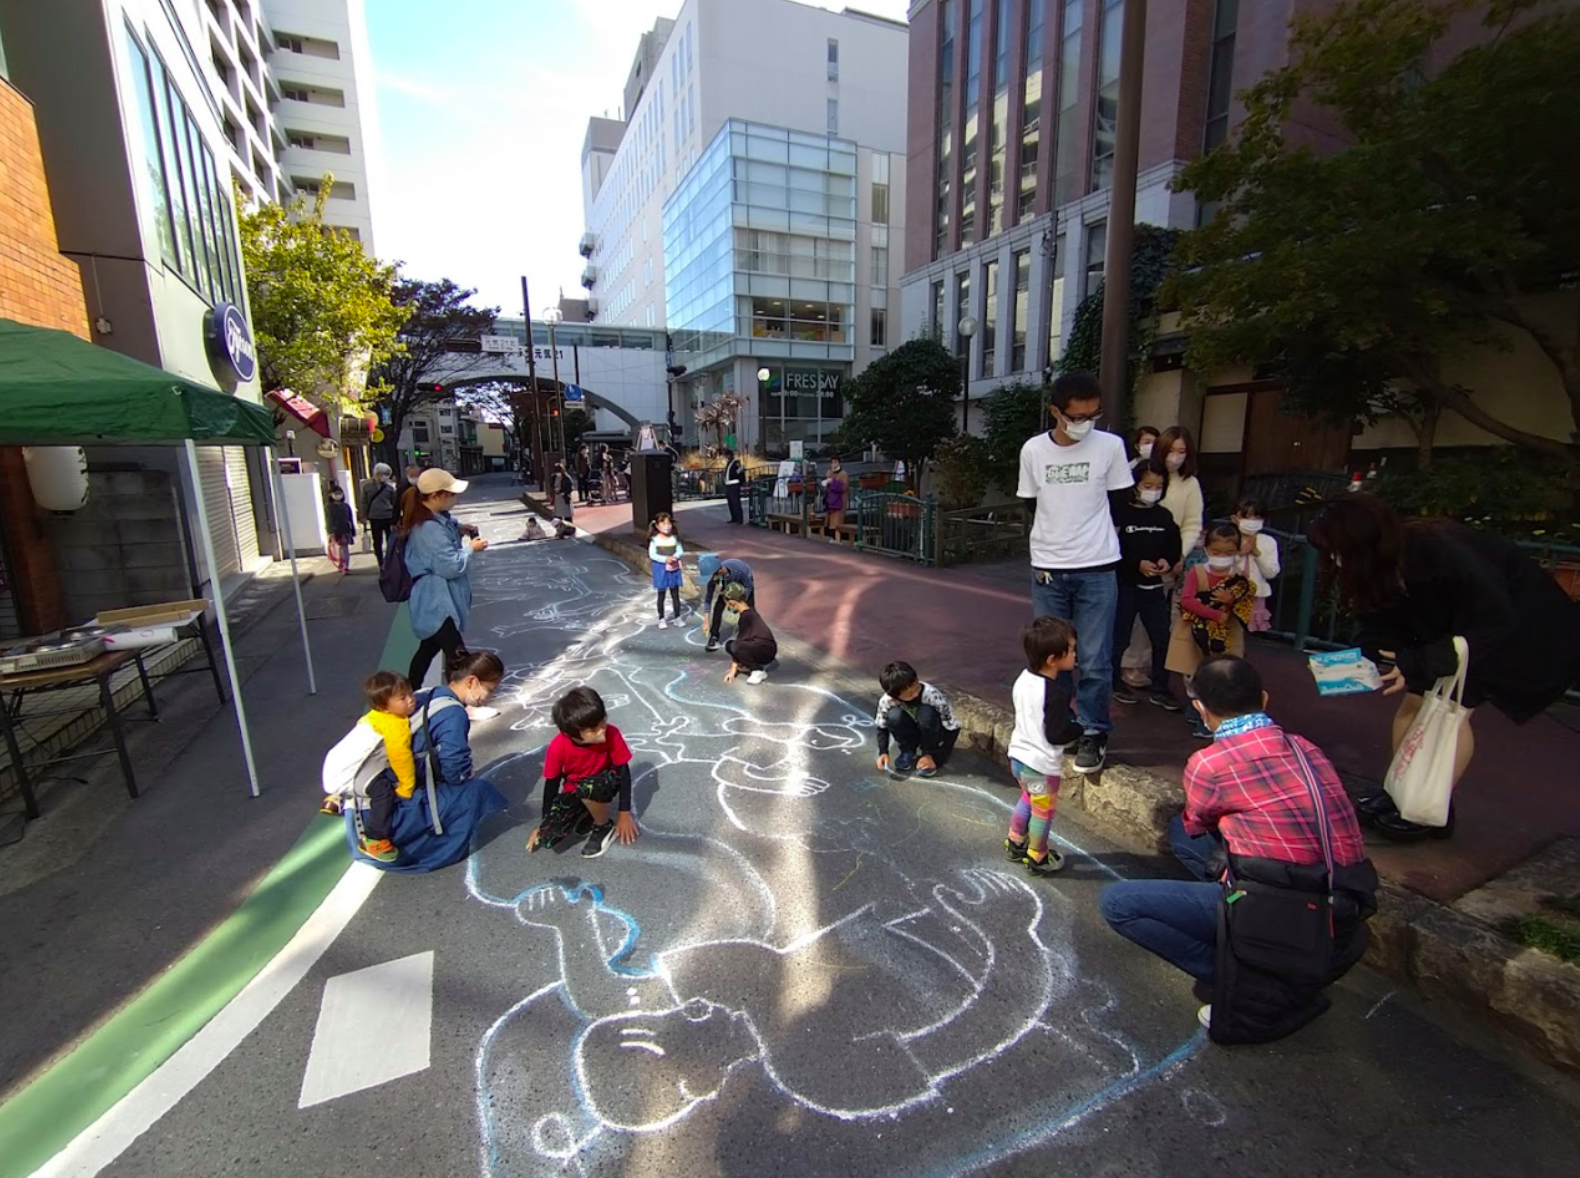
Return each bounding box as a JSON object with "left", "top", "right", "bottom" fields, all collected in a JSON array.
[{"left": 1306, "top": 495, "right": 1580, "bottom": 840}]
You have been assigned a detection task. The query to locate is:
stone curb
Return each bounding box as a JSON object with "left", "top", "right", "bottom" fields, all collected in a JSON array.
[{"left": 585, "top": 523, "right": 1580, "bottom": 1077}]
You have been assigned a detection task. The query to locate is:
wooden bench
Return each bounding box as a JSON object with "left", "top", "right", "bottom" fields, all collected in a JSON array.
[{"left": 766, "top": 513, "right": 804, "bottom": 535}]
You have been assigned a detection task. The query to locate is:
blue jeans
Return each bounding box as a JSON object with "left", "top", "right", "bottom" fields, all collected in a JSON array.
[
  {"left": 1031, "top": 568, "right": 1118, "bottom": 734},
  {"left": 1100, "top": 879, "right": 1220, "bottom": 982},
  {"left": 1169, "top": 813, "right": 1220, "bottom": 881}
]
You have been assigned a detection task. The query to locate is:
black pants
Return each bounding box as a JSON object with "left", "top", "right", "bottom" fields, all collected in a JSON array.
[
  {"left": 369, "top": 518, "right": 394, "bottom": 566},
  {"left": 363, "top": 770, "right": 398, "bottom": 842},
  {"left": 726, "top": 637, "right": 776, "bottom": 671},
  {"left": 656, "top": 586, "right": 681, "bottom": 619},
  {"left": 577, "top": 472, "right": 589, "bottom": 500},
  {"left": 409, "top": 616, "right": 463, "bottom": 691},
  {"left": 1113, "top": 582, "right": 1172, "bottom": 693},
  {"left": 726, "top": 483, "right": 744, "bottom": 524},
  {"left": 708, "top": 591, "right": 755, "bottom": 642},
  {"left": 883, "top": 704, "right": 960, "bottom": 764}
]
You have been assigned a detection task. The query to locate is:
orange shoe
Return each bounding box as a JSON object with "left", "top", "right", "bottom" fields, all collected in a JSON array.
[{"left": 358, "top": 837, "right": 398, "bottom": 863}]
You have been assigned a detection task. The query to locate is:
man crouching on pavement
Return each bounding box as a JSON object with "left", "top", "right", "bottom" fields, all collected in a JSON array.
[{"left": 1099, "top": 655, "right": 1378, "bottom": 1043}]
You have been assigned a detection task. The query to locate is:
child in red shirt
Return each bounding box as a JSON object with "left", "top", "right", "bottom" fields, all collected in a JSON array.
[{"left": 527, "top": 686, "right": 638, "bottom": 859}]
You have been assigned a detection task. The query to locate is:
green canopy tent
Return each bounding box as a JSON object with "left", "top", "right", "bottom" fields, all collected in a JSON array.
[{"left": 0, "top": 318, "right": 317, "bottom": 798}]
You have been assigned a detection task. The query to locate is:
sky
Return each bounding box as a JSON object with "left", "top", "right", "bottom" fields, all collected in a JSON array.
[{"left": 366, "top": 0, "right": 912, "bottom": 318}]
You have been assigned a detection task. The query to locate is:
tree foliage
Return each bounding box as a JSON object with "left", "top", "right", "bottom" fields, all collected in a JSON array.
[
  {"left": 368, "top": 278, "right": 498, "bottom": 467},
  {"left": 931, "top": 435, "right": 990, "bottom": 509},
  {"left": 238, "top": 179, "right": 407, "bottom": 406},
  {"left": 840, "top": 338, "right": 959, "bottom": 481},
  {"left": 1166, "top": 0, "right": 1580, "bottom": 458},
  {"left": 981, "top": 379, "right": 1045, "bottom": 494}
]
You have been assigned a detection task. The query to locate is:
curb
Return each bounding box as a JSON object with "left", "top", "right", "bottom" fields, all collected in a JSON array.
[{"left": 589, "top": 524, "right": 1580, "bottom": 1078}]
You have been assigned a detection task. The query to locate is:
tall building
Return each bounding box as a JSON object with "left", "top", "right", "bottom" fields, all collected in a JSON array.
[
  {"left": 900, "top": 0, "right": 1254, "bottom": 431},
  {"left": 578, "top": 0, "right": 908, "bottom": 453}
]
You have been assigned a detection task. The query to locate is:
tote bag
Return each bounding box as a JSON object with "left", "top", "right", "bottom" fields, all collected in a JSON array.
[{"left": 1383, "top": 636, "right": 1470, "bottom": 827}]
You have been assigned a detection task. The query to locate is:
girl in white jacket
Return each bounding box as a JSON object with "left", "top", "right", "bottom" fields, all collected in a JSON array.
[{"left": 1232, "top": 498, "right": 1281, "bottom": 631}]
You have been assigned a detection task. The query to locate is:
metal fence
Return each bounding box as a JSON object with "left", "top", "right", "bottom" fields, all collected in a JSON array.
[{"left": 854, "top": 491, "right": 935, "bottom": 563}]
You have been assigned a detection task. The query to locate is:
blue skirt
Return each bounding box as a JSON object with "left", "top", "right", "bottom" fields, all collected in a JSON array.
[
  {"left": 652, "top": 562, "right": 683, "bottom": 590},
  {"left": 345, "top": 775, "right": 508, "bottom": 874}
]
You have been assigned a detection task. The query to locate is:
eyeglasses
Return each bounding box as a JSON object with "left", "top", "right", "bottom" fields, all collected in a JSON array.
[{"left": 1063, "top": 411, "right": 1104, "bottom": 425}]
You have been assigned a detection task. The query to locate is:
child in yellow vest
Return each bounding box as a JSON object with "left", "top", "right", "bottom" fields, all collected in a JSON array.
[{"left": 321, "top": 671, "right": 418, "bottom": 863}]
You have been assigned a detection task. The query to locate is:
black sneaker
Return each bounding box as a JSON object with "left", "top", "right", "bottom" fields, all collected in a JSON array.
[
  {"left": 1150, "top": 691, "right": 1183, "bottom": 713},
  {"left": 1004, "top": 836, "right": 1029, "bottom": 863},
  {"left": 1071, "top": 735, "right": 1107, "bottom": 775},
  {"left": 705, "top": 638, "right": 720, "bottom": 653},
  {"left": 1025, "top": 847, "right": 1065, "bottom": 876},
  {"left": 581, "top": 821, "right": 617, "bottom": 859},
  {"left": 1112, "top": 684, "right": 1141, "bottom": 705},
  {"left": 893, "top": 751, "right": 916, "bottom": 773}
]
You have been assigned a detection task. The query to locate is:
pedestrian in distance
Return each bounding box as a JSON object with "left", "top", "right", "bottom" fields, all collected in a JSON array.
[
  {"left": 360, "top": 463, "right": 399, "bottom": 565},
  {"left": 398, "top": 463, "right": 423, "bottom": 516},
  {"left": 576, "top": 445, "right": 592, "bottom": 503},
  {"left": 1004, "top": 617, "right": 1084, "bottom": 877},
  {"left": 528, "top": 686, "right": 639, "bottom": 859},
  {"left": 325, "top": 484, "right": 356, "bottom": 575},
  {"left": 552, "top": 461, "right": 575, "bottom": 521},
  {"left": 722, "top": 447, "right": 746, "bottom": 525},
  {"left": 1111, "top": 458, "right": 1183, "bottom": 711},
  {"left": 698, "top": 553, "right": 754, "bottom": 652},
  {"left": 822, "top": 455, "right": 850, "bottom": 539},
  {"left": 401, "top": 469, "right": 488, "bottom": 690},
  {"left": 1017, "top": 370, "right": 1134, "bottom": 775},
  {"left": 722, "top": 583, "right": 777, "bottom": 685},
  {"left": 649, "top": 512, "right": 686, "bottom": 628},
  {"left": 1128, "top": 425, "right": 1160, "bottom": 471},
  {"left": 873, "top": 661, "right": 962, "bottom": 778}
]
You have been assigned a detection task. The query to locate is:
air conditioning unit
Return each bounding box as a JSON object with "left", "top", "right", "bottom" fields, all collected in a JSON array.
[
  {"left": 579, "top": 232, "right": 597, "bottom": 258},
  {"left": 585, "top": 297, "right": 599, "bottom": 319},
  {"left": 580, "top": 265, "right": 598, "bottom": 289}
]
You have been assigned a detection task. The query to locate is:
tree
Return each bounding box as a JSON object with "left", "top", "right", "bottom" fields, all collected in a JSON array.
[
  {"left": 369, "top": 278, "right": 499, "bottom": 468},
  {"left": 1167, "top": 0, "right": 1580, "bottom": 461},
  {"left": 695, "top": 391, "right": 747, "bottom": 455},
  {"left": 981, "top": 379, "right": 1045, "bottom": 494},
  {"left": 238, "top": 179, "right": 407, "bottom": 405},
  {"left": 840, "top": 338, "right": 959, "bottom": 486}
]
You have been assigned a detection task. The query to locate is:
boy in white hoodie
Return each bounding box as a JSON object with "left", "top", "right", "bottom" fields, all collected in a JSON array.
[{"left": 1005, "top": 617, "right": 1083, "bottom": 876}]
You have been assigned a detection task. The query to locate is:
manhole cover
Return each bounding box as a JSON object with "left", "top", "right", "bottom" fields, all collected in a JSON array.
[{"left": 305, "top": 596, "right": 364, "bottom": 620}]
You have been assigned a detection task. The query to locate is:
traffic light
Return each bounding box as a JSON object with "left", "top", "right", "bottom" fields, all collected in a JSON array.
[{"left": 421, "top": 382, "right": 444, "bottom": 394}]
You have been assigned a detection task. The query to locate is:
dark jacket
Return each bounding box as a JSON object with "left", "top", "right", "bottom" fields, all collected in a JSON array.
[
  {"left": 734, "top": 607, "right": 777, "bottom": 655},
  {"left": 1113, "top": 501, "right": 1182, "bottom": 587},
  {"left": 326, "top": 499, "right": 355, "bottom": 538},
  {"left": 361, "top": 478, "right": 397, "bottom": 522},
  {"left": 1357, "top": 523, "right": 1580, "bottom": 723}
]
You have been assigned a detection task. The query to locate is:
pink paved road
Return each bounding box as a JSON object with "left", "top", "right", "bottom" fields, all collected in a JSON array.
[{"left": 571, "top": 496, "right": 1580, "bottom": 904}]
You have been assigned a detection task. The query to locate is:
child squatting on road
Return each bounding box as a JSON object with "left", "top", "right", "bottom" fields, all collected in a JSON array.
[
  {"left": 320, "top": 671, "right": 420, "bottom": 863},
  {"left": 873, "top": 661, "right": 962, "bottom": 778},
  {"left": 529, "top": 687, "right": 639, "bottom": 859},
  {"left": 723, "top": 583, "right": 778, "bottom": 686},
  {"left": 1005, "top": 617, "right": 1084, "bottom": 877}
]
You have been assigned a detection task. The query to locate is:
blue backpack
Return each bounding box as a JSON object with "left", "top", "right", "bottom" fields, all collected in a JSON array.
[{"left": 378, "top": 530, "right": 414, "bottom": 603}]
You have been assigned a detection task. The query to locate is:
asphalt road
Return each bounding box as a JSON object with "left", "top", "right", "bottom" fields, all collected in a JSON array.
[{"left": 98, "top": 483, "right": 1580, "bottom": 1178}]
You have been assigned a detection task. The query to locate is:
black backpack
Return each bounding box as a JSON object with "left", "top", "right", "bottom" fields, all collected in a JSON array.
[{"left": 378, "top": 530, "right": 415, "bottom": 602}]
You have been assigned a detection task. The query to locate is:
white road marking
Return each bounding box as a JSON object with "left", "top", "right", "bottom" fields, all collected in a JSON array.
[
  {"left": 298, "top": 951, "right": 435, "bottom": 1108},
  {"left": 33, "top": 862, "right": 383, "bottom": 1178}
]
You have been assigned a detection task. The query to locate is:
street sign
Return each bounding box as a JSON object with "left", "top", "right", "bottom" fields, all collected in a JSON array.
[
  {"left": 481, "top": 334, "right": 525, "bottom": 353},
  {"left": 564, "top": 384, "right": 585, "bottom": 403},
  {"left": 371, "top": 428, "right": 385, "bottom": 444}
]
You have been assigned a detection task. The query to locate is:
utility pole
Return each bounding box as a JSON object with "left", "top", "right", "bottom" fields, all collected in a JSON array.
[
  {"left": 546, "top": 309, "right": 564, "bottom": 458},
  {"left": 521, "top": 275, "right": 544, "bottom": 487},
  {"left": 1098, "top": 0, "right": 1148, "bottom": 427}
]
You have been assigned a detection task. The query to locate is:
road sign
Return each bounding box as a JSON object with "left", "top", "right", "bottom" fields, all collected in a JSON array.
[
  {"left": 564, "top": 384, "right": 585, "bottom": 403},
  {"left": 371, "top": 428, "right": 385, "bottom": 444}
]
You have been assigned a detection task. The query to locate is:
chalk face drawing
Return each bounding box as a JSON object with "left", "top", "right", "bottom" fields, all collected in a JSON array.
[{"left": 459, "top": 538, "right": 1203, "bottom": 1177}]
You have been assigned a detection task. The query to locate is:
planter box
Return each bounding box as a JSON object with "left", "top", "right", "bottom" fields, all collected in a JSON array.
[{"left": 1553, "top": 562, "right": 1580, "bottom": 602}]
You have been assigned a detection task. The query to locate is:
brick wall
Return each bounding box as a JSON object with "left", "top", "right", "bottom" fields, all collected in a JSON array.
[{"left": 0, "top": 77, "right": 91, "bottom": 636}]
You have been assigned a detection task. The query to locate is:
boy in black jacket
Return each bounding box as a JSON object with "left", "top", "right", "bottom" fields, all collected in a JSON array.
[{"left": 1111, "top": 458, "right": 1183, "bottom": 710}]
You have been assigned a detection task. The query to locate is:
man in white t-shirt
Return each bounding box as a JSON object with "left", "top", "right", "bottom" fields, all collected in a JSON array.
[{"left": 1017, "top": 371, "right": 1134, "bottom": 774}]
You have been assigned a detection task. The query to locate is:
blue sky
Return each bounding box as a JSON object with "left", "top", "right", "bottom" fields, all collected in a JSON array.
[{"left": 366, "top": 0, "right": 911, "bottom": 318}]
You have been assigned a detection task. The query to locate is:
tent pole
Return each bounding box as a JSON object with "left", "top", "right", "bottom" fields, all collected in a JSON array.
[
  {"left": 183, "top": 439, "right": 261, "bottom": 797},
  {"left": 265, "top": 445, "right": 317, "bottom": 694}
]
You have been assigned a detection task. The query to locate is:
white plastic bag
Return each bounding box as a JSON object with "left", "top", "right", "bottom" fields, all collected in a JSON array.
[{"left": 1383, "top": 637, "right": 1471, "bottom": 827}]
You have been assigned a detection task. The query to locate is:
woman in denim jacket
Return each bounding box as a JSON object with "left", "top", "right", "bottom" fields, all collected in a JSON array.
[{"left": 402, "top": 468, "right": 488, "bottom": 688}]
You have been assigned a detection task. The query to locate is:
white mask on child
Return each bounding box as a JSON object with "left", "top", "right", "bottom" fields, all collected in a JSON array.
[
  {"left": 658, "top": 523, "right": 672, "bottom": 535},
  {"left": 1207, "top": 555, "right": 1236, "bottom": 571},
  {"left": 1238, "top": 519, "right": 1264, "bottom": 535},
  {"left": 1139, "top": 488, "right": 1163, "bottom": 505},
  {"left": 1138, "top": 442, "right": 1154, "bottom": 459}
]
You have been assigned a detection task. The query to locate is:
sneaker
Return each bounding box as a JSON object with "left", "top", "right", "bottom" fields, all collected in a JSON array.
[
  {"left": 1150, "top": 691, "right": 1183, "bottom": 713},
  {"left": 1071, "top": 735, "right": 1107, "bottom": 775},
  {"left": 1189, "top": 716, "right": 1214, "bottom": 740},
  {"left": 658, "top": 617, "right": 669, "bottom": 630},
  {"left": 1197, "top": 1004, "right": 1213, "bottom": 1029},
  {"left": 1025, "top": 847, "right": 1065, "bottom": 876},
  {"left": 705, "top": 639, "right": 720, "bottom": 653},
  {"left": 1112, "top": 684, "right": 1142, "bottom": 705},
  {"left": 916, "top": 758, "right": 939, "bottom": 779},
  {"left": 358, "top": 837, "right": 398, "bottom": 863},
  {"left": 893, "top": 751, "right": 916, "bottom": 774},
  {"left": 1004, "top": 836, "right": 1029, "bottom": 863},
  {"left": 747, "top": 670, "right": 767, "bottom": 685},
  {"left": 581, "top": 821, "right": 617, "bottom": 859}
]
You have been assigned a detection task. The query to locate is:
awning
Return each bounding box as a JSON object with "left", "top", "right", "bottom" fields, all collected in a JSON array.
[{"left": 265, "top": 388, "right": 332, "bottom": 438}]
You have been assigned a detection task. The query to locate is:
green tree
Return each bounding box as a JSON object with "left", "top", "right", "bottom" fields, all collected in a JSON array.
[
  {"left": 369, "top": 278, "right": 498, "bottom": 468},
  {"left": 931, "top": 435, "right": 990, "bottom": 509},
  {"left": 981, "top": 379, "right": 1045, "bottom": 494},
  {"left": 238, "top": 179, "right": 407, "bottom": 405},
  {"left": 1167, "top": 0, "right": 1580, "bottom": 460},
  {"left": 840, "top": 338, "right": 959, "bottom": 487}
]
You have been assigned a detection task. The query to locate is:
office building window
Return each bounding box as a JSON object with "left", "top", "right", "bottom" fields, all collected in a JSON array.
[
  {"left": 1203, "top": 0, "right": 1238, "bottom": 152},
  {"left": 1011, "top": 249, "right": 1030, "bottom": 370},
  {"left": 1051, "top": 0, "right": 1082, "bottom": 206},
  {"left": 872, "top": 152, "right": 890, "bottom": 223},
  {"left": 1018, "top": 0, "right": 1047, "bottom": 220},
  {"left": 954, "top": 269, "right": 972, "bottom": 357},
  {"left": 124, "top": 28, "right": 179, "bottom": 269},
  {"left": 828, "top": 38, "right": 839, "bottom": 80},
  {"left": 931, "top": 278, "right": 946, "bottom": 339},
  {"left": 986, "top": 0, "right": 1011, "bottom": 237},
  {"left": 1084, "top": 221, "right": 1106, "bottom": 299},
  {"left": 827, "top": 97, "right": 839, "bottom": 136},
  {"left": 1092, "top": 0, "right": 1124, "bottom": 191},
  {"left": 871, "top": 245, "right": 889, "bottom": 287},
  {"left": 934, "top": 0, "right": 958, "bottom": 256},
  {"left": 959, "top": 0, "right": 984, "bottom": 246},
  {"left": 981, "top": 258, "right": 998, "bottom": 377},
  {"left": 871, "top": 307, "right": 887, "bottom": 347},
  {"left": 1047, "top": 233, "right": 1066, "bottom": 363}
]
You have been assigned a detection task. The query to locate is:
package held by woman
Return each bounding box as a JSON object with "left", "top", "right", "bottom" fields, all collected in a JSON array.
[{"left": 1307, "top": 648, "right": 1383, "bottom": 695}]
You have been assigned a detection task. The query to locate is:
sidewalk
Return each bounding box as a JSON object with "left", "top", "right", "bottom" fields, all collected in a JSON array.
[{"left": 566, "top": 496, "right": 1580, "bottom": 905}]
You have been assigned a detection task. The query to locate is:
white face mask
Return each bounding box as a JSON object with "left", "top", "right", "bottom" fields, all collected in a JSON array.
[
  {"left": 658, "top": 524, "right": 673, "bottom": 535},
  {"left": 1333, "top": 554, "right": 1344, "bottom": 569},
  {"left": 1238, "top": 519, "right": 1264, "bottom": 535},
  {"left": 1062, "top": 419, "right": 1096, "bottom": 440},
  {"left": 1166, "top": 452, "right": 1187, "bottom": 471},
  {"left": 1137, "top": 442, "right": 1154, "bottom": 459},
  {"left": 1139, "top": 488, "right": 1163, "bottom": 505},
  {"left": 1207, "top": 555, "right": 1237, "bottom": 571}
]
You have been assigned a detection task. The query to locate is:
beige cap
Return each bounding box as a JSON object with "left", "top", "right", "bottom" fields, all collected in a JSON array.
[{"left": 417, "top": 469, "right": 469, "bottom": 496}]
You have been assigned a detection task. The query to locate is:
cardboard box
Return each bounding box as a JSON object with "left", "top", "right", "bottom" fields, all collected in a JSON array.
[{"left": 95, "top": 599, "right": 209, "bottom": 628}]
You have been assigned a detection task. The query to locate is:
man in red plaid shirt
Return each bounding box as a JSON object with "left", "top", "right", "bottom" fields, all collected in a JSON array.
[{"left": 1101, "top": 655, "right": 1373, "bottom": 1034}]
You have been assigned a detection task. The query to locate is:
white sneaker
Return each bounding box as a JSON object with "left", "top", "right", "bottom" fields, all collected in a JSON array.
[
  {"left": 1197, "top": 1004, "right": 1212, "bottom": 1029},
  {"left": 747, "top": 670, "right": 767, "bottom": 685},
  {"left": 466, "top": 706, "right": 501, "bottom": 722},
  {"left": 657, "top": 618, "right": 668, "bottom": 630}
]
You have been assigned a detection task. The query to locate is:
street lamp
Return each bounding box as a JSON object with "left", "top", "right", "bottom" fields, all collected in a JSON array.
[
  {"left": 756, "top": 366, "right": 771, "bottom": 383},
  {"left": 957, "top": 315, "right": 979, "bottom": 433}
]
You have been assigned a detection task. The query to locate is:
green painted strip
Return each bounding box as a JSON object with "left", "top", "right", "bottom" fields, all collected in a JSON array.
[{"left": 0, "top": 605, "right": 418, "bottom": 1178}]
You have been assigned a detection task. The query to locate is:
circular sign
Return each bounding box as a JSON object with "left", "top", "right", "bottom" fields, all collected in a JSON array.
[
  {"left": 315, "top": 438, "right": 339, "bottom": 459},
  {"left": 206, "top": 302, "right": 257, "bottom": 384},
  {"left": 371, "top": 428, "right": 385, "bottom": 444}
]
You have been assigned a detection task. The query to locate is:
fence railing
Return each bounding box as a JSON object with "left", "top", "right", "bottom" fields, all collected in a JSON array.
[
  {"left": 934, "top": 501, "right": 1029, "bottom": 568},
  {"left": 854, "top": 491, "right": 935, "bottom": 563}
]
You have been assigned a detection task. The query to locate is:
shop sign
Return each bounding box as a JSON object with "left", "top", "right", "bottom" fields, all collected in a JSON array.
[{"left": 206, "top": 302, "right": 256, "bottom": 384}]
